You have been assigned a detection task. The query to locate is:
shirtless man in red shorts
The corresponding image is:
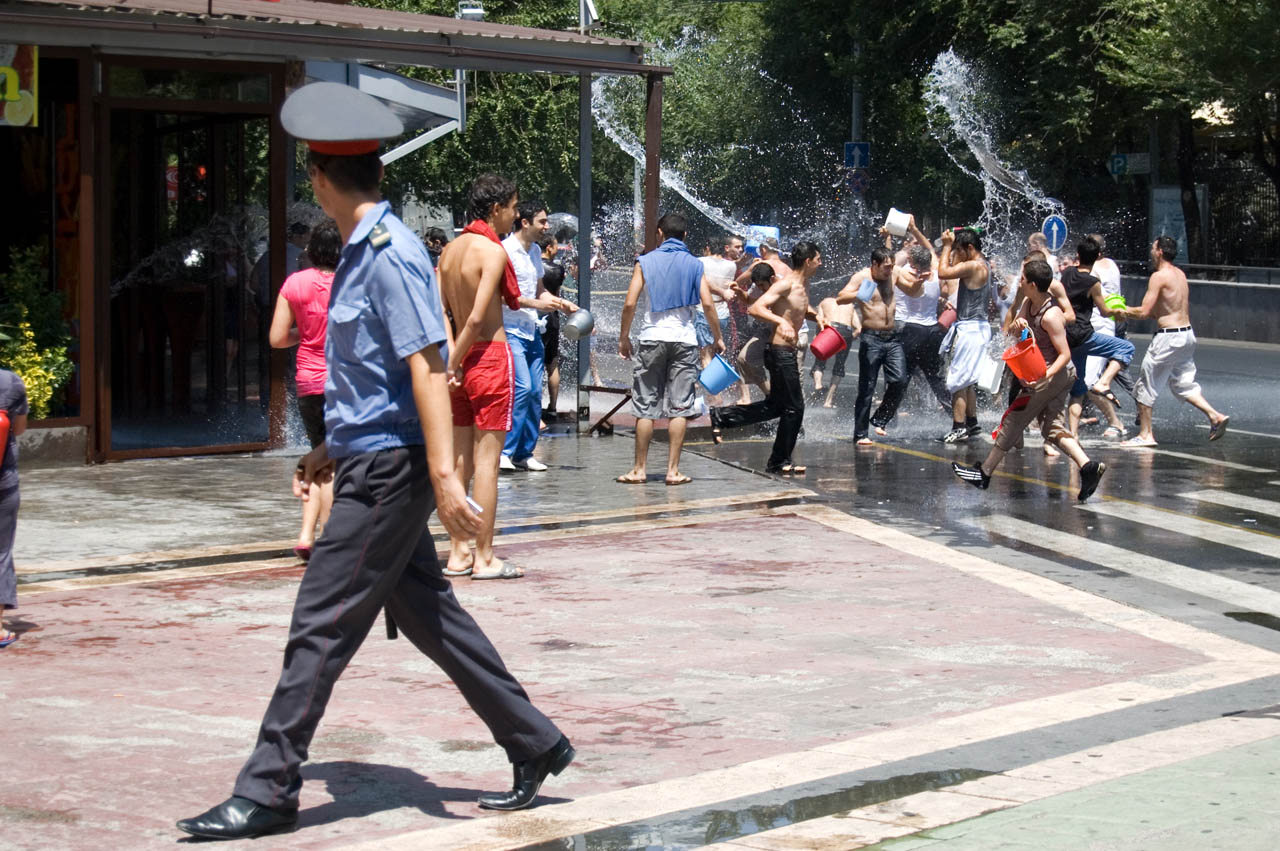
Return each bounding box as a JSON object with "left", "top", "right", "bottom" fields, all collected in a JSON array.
[{"left": 439, "top": 174, "right": 524, "bottom": 580}]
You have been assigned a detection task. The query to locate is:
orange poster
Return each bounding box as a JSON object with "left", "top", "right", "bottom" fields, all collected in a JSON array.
[{"left": 0, "top": 45, "right": 38, "bottom": 128}]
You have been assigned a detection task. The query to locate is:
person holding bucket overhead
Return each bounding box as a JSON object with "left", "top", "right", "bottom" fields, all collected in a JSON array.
[
  {"left": 711, "top": 243, "right": 825, "bottom": 475},
  {"left": 952, "top": 258, "right": 1107, "bottom": 501},
  {"left": 616, "top": 212, "right": 724, "bottom": 486}
]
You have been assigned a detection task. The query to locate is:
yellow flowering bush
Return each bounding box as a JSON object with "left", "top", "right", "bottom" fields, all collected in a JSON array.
[
  {"left": 0, "top": 246, "right": 74, "bottom": 420},
  {"left": 1, "top": 318, "right": 73, "bottom": 419}
]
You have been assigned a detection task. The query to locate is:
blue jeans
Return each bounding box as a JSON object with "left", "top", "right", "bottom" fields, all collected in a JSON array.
[
  {"left": 503, "top": 333, "right": 545, "bottom": 461},
  {"left": 1071, "top": 333, "right": 1135, "bottom": 396},
  {"left": 854, "top": 334, "right": 908, "bottom": 438}
]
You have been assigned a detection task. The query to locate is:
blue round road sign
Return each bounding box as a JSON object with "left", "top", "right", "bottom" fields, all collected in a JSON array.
[{"left": 1041, "top": 214, "right": 1068, "bottom": 253}]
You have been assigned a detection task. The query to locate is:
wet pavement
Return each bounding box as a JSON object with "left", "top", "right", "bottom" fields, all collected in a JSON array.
[{"left": 4, "top": 335, "right": 1280, "bottom": 849}]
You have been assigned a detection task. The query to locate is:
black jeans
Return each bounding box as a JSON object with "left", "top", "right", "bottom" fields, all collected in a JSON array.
[
  {"left": 855, "top": 333, "right": 908, "bottom": 438},
  {"left": 713, "top": 345, "right": 805, "bottom": 469},
  {"left": 233, "top": 447, "right": 562, "bottom": 810},
  {"left": 872, "top": 322, "right": 952, "bottom": 427}
]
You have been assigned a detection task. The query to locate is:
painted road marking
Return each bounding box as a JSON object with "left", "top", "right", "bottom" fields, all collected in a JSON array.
[
  {"left": 1196, "top": 423, "right": 1280, "bottom": 440},
  {"left": 972, "top": 514, "right": 1280, "bottom": 616},
  {"left": 341, "top": 504, "right": 1280, "bottom": 851},
  {"left": 1179, "top": 488, "right": 1280, "bottom": 518},
  {"left": 1146, "top": 447, "right": 1275, "bottom": 473},
  {"left": 698, "top": 715, "right": 1279, "bottom": 850},
  {"left": 1081, "top": 501, "right": 1280, "bottom": 560}
]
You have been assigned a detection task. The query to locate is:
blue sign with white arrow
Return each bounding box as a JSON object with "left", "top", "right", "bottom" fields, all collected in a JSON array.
[
  {"left": 1041, "top": 214, "right": 1068, "bottom": 253},
  {"left": 844, "top": 142, "right": 870, "bottom": 170}
]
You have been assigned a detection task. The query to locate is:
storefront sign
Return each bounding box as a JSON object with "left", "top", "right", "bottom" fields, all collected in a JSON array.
[{"left": 0, "top": 45, "right": 38, "bottom": 128}]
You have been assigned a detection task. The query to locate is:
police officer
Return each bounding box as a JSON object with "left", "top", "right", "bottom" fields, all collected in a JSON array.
[{"left": 177, "top": 83, "right": 573, "bottom": 841}]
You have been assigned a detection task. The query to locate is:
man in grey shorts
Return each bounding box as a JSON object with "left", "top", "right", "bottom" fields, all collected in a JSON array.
[{"left": 617, "top": 212, "right": 724, "bottom": 485}]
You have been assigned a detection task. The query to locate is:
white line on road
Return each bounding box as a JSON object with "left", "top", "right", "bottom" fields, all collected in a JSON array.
[
  {"left": 1140, "top": 448, "right": 1275, "bottom": 473},
  {"left": 973, "top": 514, "right": 1280, "bottom": 615},
  {"left": 1195, "top": 423, "right": 1280, "bottom": 440},
  {"left": 1080, "top": 501, "right": 1280, "bottom": 560},
  {"left": 1179, "top": 489, "right": 1280, "bottom": 519}
]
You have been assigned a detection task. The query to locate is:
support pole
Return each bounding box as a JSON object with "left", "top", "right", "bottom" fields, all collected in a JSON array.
[
  {"left": 642, "top": 72, "right": 663, "bottom": 252},
  {"left": 576, "top": 73, "right": 594, "bottom": 431}
]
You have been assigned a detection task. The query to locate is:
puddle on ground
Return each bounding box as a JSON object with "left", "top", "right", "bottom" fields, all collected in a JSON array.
[{"left": 519, "top": 767, "right": 992, "bottom": 850}]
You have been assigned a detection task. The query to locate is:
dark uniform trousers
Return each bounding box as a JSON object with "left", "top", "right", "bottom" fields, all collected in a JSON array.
[{"left": 233, "top": 445, "right": 562, "bottom": 811}]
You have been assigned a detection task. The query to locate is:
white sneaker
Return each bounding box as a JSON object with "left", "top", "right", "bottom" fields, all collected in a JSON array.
[
  {"left": 514, "top": 456, "right": 548, "bottom": 472},
  {"left": 499, "top": 455, "right": 517, "bottom": 471}
]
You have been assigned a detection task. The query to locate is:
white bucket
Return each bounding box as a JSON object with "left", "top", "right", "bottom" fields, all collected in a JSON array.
[{"left": 885, "top": 207, "right": 910, "bottom": 237}]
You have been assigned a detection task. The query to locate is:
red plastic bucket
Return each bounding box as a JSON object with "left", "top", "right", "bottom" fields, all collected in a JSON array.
[
  {"left": 1001, "top": 337, "right": 1047, "bottom": 384},
  {"left": 810, "top": 325, "right": 847, "bottom": 361},
  {"left": 937, "top": 305, "right": 957, "bottom": 329}
]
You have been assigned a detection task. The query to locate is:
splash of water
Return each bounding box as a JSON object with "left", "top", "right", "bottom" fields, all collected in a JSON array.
[
  {"left": 591, "top": 76, "right": 755, "bottom": 237},
  {"left": 923, "top": 49, "right": 1065, "bottom": 260}
]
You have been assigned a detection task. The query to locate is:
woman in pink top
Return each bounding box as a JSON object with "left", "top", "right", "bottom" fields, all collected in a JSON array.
[{"left": 269, "top": 219, "right": 340, "bottom": 561}]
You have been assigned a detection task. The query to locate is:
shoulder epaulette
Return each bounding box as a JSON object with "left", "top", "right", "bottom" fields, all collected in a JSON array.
[{"left": 370, "top": 223, "right": 392, "bottom": 248}]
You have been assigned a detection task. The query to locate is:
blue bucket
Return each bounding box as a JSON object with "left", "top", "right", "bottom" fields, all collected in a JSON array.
[{"left": 698, "top": 353, "right": 742, "bottom": 395}]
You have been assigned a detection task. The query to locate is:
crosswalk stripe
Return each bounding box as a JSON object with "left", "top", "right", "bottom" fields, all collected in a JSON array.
[
  {"left": 1195, "top": 423, "right": 1280, "bottom": 440},
  {"left": 1145, "top": 448, "right": 1275, "bottom": 474},
  {"left": 1080, "top": 501, "right": 1280, "bottom": 560},
  {"left": 972, "top": 514, "right": 1280, "bottom": 615},
  {"left": 1179, "top": 489, "right": 1280, "bottom": 518}
]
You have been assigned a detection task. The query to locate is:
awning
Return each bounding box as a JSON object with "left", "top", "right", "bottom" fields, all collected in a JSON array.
[{"left": 1, "top": 0, "right": 673, "bottom": 77}]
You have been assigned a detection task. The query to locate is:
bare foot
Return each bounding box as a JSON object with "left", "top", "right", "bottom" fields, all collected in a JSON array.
[
  {"left": 874, "top": 426, "right": 887, "bottom": 436},
  {"left": 823, "top": 400, "right": 835, "bottom": 409},
  {"left": 1043, "top": 443, "right": 1060, "bottom": 458},
  {"left": 616, "top": 471, "right": 648, "bottom": 484}
]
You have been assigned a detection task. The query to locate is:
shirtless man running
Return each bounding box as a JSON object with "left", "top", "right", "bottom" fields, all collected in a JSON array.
[
  {"left": 438, "top": 174, "right": 523, "bottom": 580},
  {"left": 837, "top": 248, "right": 906, "bottom": 444},
  {"left": 1119, "top": 235, "right": 1229, "bottom": 446},
  {"left": 711, "top": 242, "right": 825, "bottom": 475}
]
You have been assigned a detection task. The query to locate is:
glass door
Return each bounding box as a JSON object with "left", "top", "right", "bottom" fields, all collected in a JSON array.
[{"left": 105, "top": 106, "right": 273, "bottom": 452}]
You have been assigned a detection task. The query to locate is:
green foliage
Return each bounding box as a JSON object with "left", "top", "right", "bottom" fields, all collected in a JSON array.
[{"left": 0, "top": 245, "right": 73, "bottom": 419}]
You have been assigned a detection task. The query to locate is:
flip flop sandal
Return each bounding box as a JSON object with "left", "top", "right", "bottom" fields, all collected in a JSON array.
[
  {"left": 1090, "top": 387, "right": 1123, "bottom": 409},
  {"left": 0, "top": 630, "right": 18, "bottom": 648},
  {"left": 711, "top": 426, "right": 724, "bottom": 445},
  {"left": 616, "top": 474, "right": 648, "bottom": 484},
  {"left": 442, "top": 565, "right": 473, "bottom": 577},
  {"left": 665, "top": 475, "right": 692, "bottom": 486},
  {"left": 472, "top": 563, "right": 524, "bottom": 580},
  {"left": 781, "top": 465, "right": 807, "bottom": 475},
  {"left": 292, "top": 545, "right": 312, "bottom": 563},
  {"left": 1208, "top": 416, "right": 1229, "bottom": 441}
]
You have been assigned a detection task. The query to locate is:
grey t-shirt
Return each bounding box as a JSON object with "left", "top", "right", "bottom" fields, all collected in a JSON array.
[{"left": 0, "top": 369, "right": 29, "bottom": 490}]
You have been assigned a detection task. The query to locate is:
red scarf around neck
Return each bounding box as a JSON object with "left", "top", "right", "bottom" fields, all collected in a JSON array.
[{"left": 462, "top": 219, "right": 522, "bottom": 311}]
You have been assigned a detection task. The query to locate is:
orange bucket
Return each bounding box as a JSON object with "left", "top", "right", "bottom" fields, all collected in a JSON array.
[
  {"left": 810, "top": 326, "right": 847, "bottom": 361},
  {"left": 1001, "top": 337, "right": 1047, "bottom": 384}
]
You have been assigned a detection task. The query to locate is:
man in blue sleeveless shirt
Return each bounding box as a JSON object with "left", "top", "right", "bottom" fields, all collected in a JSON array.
[
  {"left": 178, "top": 83, "right": 572, "bottom": 841},
  {"left": 616, "top": 213, "right": 724, "bottom": 486}
]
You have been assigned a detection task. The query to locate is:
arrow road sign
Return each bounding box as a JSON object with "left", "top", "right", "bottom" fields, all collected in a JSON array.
[
  {"left": 1042, "top": 214, "right": 1068, "bottom": 252},
  {"left": 844, "top": 142, "right": 870, "bottom": 170}
]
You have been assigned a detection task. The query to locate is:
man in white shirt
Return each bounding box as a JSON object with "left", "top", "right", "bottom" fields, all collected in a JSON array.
[{"left": 501, "top": 199, "right": 576, "bottom": 472}]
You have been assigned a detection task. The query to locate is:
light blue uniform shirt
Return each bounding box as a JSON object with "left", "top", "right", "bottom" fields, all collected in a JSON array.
[{"left": 324, "top": 202, "right": 448, "bottom": 459}]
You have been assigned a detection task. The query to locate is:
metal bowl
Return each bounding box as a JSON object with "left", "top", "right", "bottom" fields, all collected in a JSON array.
[{"left": 562, "top": 309, "right": 595, "bottom": 340}]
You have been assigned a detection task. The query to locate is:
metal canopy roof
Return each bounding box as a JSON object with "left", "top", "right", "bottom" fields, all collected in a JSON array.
[{"left": 1, "top": 0, "right": 672, "bottom": 77}]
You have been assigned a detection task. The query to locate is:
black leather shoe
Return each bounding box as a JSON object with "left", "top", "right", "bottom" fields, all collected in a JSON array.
[
  {"left": 477, "top": 735, "right": 575, "bottom": 811},
  {"left": 176, "top": 795, "right": 298, "bottom": 840}
]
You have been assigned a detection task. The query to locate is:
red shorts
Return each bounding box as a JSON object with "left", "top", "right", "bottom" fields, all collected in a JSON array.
[{"left": 450, "top": 341, "right": 515, "bottom": 431}]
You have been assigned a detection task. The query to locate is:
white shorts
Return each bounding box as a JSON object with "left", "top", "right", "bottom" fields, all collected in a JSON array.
[
  {"left": 1084, "top": 315, "right": 1116, "bottom": 387},
  {"left": 941, "top": 319, "right": 993, "bottom": 393},
  {"left": 1134, "top": 329, "right": 1200, "bottom": 407}
]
